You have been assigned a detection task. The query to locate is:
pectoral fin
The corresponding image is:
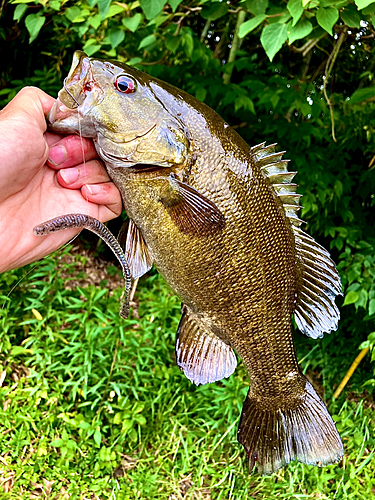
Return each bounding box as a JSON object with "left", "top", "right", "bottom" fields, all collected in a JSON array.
[
  {"left": 122, "top": 220, "right": 153, "bottom": 279},
  {"left": 176, "top": 305, "right": 237, "bottom": 385},
  {"left": 159, "top": 174, "right": 225, "bottom": 236}
]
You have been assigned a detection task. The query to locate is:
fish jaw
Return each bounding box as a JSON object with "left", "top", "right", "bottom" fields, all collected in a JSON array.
[{"left": 48, "top": 51, "right": 102, "bottom": 137}]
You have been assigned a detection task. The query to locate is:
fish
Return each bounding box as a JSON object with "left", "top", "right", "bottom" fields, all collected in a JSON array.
[{"left": 46, "top": 50, "right": 344, "bottom": 475}]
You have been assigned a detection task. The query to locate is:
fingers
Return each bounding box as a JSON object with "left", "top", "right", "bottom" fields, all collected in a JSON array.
[
  {"left": 55, "top": 156, "right": 123, "bottom": 218},
  {"left": 81, "top": 182, "right": 123, "bottom": 217},
  {"left": 47, "top": 135, "right": 98, "bottom": 169},
  {"left": 57, "top": 159, "right": 111, "bottom": 187}
]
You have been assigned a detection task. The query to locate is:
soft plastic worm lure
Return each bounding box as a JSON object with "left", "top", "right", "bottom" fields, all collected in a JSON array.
[{"left": 33, "top": 213, "right": 131, "bottom": 319}]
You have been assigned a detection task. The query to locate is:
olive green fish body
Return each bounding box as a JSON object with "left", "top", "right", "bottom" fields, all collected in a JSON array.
[{"left": 47, "top": 52, "right": 344, "bottom": 475}]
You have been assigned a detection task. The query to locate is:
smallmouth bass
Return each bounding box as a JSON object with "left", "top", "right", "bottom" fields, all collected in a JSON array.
[{"left": 45, "top": 51, "right": 343, "bottom": 475}]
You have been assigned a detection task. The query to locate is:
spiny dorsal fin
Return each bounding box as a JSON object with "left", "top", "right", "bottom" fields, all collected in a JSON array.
[
  {"left": 253, "top": 143, "right": 303, "bottom": 226},
  {"left": 254, "top": 142, "right": 342, "bottom": 339},
  {"left": 176, "top": 305, "right": 237, "bottom": 385}
]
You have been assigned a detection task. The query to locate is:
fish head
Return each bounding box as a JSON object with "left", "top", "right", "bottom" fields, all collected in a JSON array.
[{"left": 49, "top": 51, "right": 191, "bottom": 169}]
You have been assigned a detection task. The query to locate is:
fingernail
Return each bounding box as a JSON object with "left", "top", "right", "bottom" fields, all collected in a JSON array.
[
  {"left": 48, "top": 145, "right": 67, "bottom": 166},
  {"left": 60, "top": 168, "right": 79, "bottom": 185},
  {"left": 86, "top": 184, "right": 102, "bottom": 195}
]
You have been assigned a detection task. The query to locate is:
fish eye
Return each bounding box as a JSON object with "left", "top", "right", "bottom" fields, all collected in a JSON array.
[{"left": 115, "top": 75, "right": 136, "bottom": 94}]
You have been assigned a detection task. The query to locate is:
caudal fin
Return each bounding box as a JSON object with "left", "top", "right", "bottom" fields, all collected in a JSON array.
[{"left": 238, "top": 379, "right": 344, "bottom": 475}]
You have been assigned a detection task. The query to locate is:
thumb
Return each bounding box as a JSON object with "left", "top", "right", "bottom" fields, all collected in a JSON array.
[{"left": 0, "top": 87, "right": 56, "bottom": 132}]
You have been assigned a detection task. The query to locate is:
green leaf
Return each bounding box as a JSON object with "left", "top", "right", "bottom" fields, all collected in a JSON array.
[
  {"left": 11, "top": 346, "right": 29, "bottom": 356},
  {"left": 13, "top": 4, "right": 27, "bottom": 21},
  {"left": 341, "top": 8, "right": 361, "bottom": 28},
  {"left": 316, "top": 7, "right": 339, "bottom": 35},
  {"left": 355, "top": 0, "right": 375, "bottom": 8},
  {"left": 65, "top": 6, "right": 88, "bottom": 23},
  {"left": 343, "top": 290, "right": 360, "bottom": 306},
  {"left": 122, "top": 13, "right": 143, "bottom": 32},
  {"left": 50, "top": 439, "right": 65, "bottom": 447},
  {"left": 201, "top": 2, "right": 228, "bottom": 20},
  {"left": 98, "top": 0, "right": 111, "bottom": 19},
  {"left": 350, "top": 87, "right": 375, "bottom": 103},
  {"left": 108, "top": 28, "right": 125, "bottom": 49},
  {"left": 83, "top": 43, "right": 102, "bottom": 56},
  {"left": 140, "top": 0, "right": 167, "bottom": 20},
  {"left": 127, "top": 57, "right": 143, "bottom": 65},
  {"left": 135, "top": 415, "right": 147, "bottom": 425},
  {"left": 246, "top": 0, "right": 268, "bottom": 16},
  {"left": 88, "top": 14, "right": 102, "bottom": 30},
  {"left": 49, "top": 0, "right": 61, "bottom": 10},
  {"left": 105, "top": 4, "right": 126, "bottom": 18},
  {"left": 169, "top": 0, "right": 182, "bottom": 12},
  {"left": 287, "top": 18, "right": 312, "bottom": 44},
  {"left": 239, "top": 15, "right": 266, "bottom": 38},
  {"left": 139, "top": 34, "right": 156, "bottom": 49},
  {"left": 287, "top": 0, "right": 304, "bottom": 26},
  {"left": 363, "top": 3, "right": 375, "bottom": 13},
  {"left": 369, "top": 298, "right": 375, "bottom": 316},
  {"left": 234, "top": 95, "right": 255, "bottom": 114},
  {"left": 93, "top": 429, "right": 102, "bottom": 447},
  {"left": 25, "top": 13, "right": 45, "bottom": 43},
  {"left": 165, "top": 34, "right": 181, "bottom": 53},
  {"left": 195, "top": 87, "right": 207, "bottom": 101},
  {"left": 260, "top": 23, "right": 288, "bottom": 62}
]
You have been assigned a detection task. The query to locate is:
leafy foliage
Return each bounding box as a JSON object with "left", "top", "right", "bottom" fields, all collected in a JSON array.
[{"left": 1, "top": 0, "right": 375, "bottom": 496}]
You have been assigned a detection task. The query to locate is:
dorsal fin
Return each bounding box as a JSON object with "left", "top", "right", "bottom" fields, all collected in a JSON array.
[
  {"left": 254, "top": 142, "right": 342, "bottom": 339},
  {"left": 252, "top": 143, "right": 303, "bottom": 224},
  {"left": 293, "top": 227, "right": 342, "bottom": 338}
]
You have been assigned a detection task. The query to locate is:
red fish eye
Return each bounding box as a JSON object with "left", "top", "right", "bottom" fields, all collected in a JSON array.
[{"left": 115, "top": 75, "right": 136, "bottom": 94}]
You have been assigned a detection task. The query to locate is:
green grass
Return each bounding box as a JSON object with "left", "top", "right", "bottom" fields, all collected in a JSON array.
[{"left": 0, "top": 247, "right": 374, "bottom": 499}]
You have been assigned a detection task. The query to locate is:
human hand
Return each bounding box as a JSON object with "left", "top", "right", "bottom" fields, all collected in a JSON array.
[{"left": 0, "top": 86, "right": 122, "bottom": 273}]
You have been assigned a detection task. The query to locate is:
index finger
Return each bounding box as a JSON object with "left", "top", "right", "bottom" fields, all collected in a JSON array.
[{"left": 47, "top": 135, "right": 99, "bottom": 169}]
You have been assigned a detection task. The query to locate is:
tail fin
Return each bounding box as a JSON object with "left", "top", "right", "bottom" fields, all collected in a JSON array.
[{"left": 238, "top": 379, "right": 343, "bottom": 475}]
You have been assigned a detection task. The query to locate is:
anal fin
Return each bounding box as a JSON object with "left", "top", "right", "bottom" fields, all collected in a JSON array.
[{"left": 176, "top": 305, "right": 237, "bottom": 385}]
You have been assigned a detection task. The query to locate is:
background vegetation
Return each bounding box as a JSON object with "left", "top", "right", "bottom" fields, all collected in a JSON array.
[{"left": 1, "top": 0, "right": 375, "bottom": 498}]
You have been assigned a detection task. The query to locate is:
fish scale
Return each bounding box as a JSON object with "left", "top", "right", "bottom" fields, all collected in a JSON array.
[{"left": 45, "top": 50, "right": 344, "bottom": 475}]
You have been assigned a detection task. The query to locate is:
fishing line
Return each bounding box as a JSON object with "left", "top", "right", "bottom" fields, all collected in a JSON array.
[
  {"left": 77, "top": 112, "right": 90, "bottom": 208},
  {"left": 63, "top": 77, "right": 89, "bottom": 209}
]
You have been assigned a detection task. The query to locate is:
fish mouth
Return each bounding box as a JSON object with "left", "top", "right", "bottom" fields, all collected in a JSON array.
[
  {"left": 47, "top": 50, "right": 104, "bottom": 129},
  {"left": 59, "top": 51, "right": 97, "bottom": 110}
]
